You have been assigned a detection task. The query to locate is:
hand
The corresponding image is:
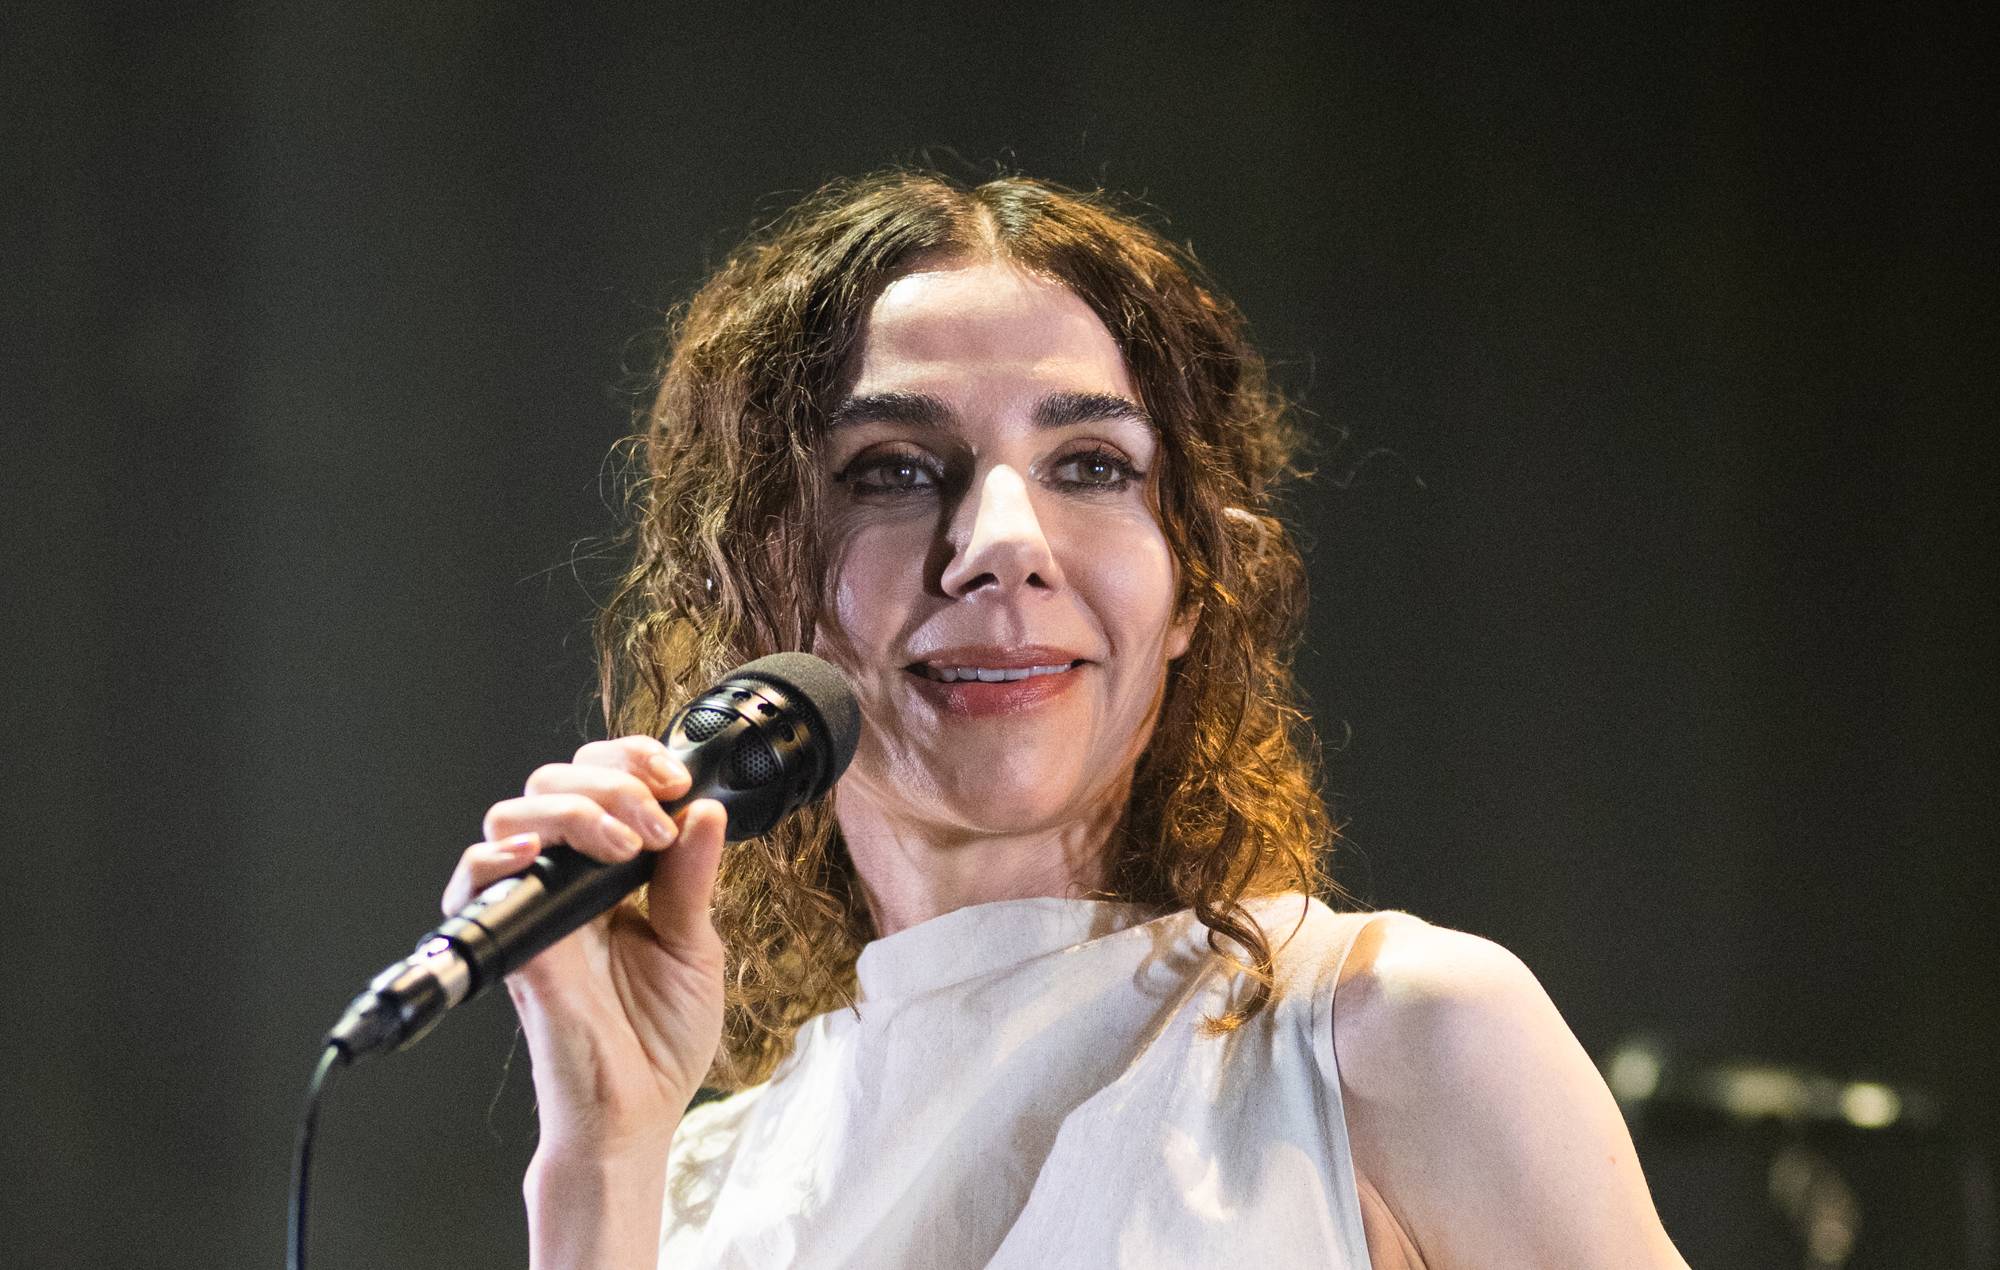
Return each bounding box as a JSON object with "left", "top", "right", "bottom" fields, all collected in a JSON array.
[{"left": 443, "top": 736, "right": 728, "bottom": 1162}]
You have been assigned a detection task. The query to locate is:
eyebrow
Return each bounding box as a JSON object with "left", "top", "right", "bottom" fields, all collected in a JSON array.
[
  {"left": 1033, "top": 390, "right": 1156, "bottom": 433},
  {"left": 827, "top": 389, "right": 1156, "bottom": 434},
  {"left": 827, "top": 391, "right": 951, "bottom": 430}
]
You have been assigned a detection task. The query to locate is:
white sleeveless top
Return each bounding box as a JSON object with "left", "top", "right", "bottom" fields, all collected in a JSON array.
[{"left": 660, "top": 894, "right": 1382, "bottom": 1268}]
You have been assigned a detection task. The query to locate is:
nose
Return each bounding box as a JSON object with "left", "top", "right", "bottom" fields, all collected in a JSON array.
[{"left": 938, "top": 464, "right": 1065, "bottom": 598}]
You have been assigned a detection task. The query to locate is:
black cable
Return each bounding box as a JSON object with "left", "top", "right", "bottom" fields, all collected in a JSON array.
[{"left": 290, "top": 1043, "right": 347, "bottom": 1270}]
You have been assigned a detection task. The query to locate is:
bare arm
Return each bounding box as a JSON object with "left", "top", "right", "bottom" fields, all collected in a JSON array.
[
  {"left": 1334, "top": 914, "right": 1688, "bottom": 1269},
  {"left": 443, "top": 737, "right": 730, "bottom": 1270},
  {"left": 525, "top": 1136, "right": 673, "bottom": 1269}
]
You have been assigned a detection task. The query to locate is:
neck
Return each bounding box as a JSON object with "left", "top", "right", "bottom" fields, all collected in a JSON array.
[{"left": 834, "top": 785, "right": 1128, "bottom": 937}]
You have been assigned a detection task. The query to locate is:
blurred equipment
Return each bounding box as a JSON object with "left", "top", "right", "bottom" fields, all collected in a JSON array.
[{"left": 1605, "top": 1036, "right": 1997, "bottom": 1270}]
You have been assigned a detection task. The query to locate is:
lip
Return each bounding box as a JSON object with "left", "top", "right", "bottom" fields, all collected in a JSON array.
[
  {"left": 907, "top": 643, "right": 1088, "bottom": 672},
  {"left": 904, "top": 644, "right": 1091, "bottom": 717}
]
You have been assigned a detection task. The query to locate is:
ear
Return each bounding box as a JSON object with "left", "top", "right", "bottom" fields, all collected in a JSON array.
[{"left": 1165, "top": 601, "right": 1198, "bottom": 661}]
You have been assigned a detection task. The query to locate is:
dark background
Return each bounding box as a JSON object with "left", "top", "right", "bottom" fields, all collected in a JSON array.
[{"left": 6, "top": 4, "right": 1994, "bottom": 1267}]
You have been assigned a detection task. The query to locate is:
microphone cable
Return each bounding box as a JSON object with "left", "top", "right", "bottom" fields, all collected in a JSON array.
[{"left": 289, "top": 1043, "right": 346, "bottom": 1270}]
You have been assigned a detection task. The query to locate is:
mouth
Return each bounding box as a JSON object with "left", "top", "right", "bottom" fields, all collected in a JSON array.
[
  {"left": 902, "top": 647, "right": 1090, "bottom": 716},
  {"left": 911, "top": 661, "right": 1080, "bottom": 683}
]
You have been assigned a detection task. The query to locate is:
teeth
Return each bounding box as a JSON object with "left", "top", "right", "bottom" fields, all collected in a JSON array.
[{"left": 921, "top": 663, "right": 1074, "bottom": 683}]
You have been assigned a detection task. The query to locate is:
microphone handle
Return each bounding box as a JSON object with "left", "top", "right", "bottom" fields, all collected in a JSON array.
[
  {"left": 457, "top": 716, "right": 744, "bottom": 981},
  {"left": 327, "top": 839, "right": 670, "bottom": 1059},
  {"left": 448, "top": 841, "right": 665, "bottom": 984},
  {"left": 328, "top": 740, "right": 722, "bottom": 1061}
]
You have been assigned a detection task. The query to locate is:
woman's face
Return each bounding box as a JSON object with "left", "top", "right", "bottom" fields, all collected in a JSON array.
[{"left": 817, "top": 258, "right": 1194, "bottom": 841}]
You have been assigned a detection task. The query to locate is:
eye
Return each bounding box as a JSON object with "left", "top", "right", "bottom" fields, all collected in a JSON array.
[
  {"left": 1047, "top": 446, "right": 1143, "bottom": 491},
  {"left": 834, "top": 447, "right": 943, "bottom": 495}
]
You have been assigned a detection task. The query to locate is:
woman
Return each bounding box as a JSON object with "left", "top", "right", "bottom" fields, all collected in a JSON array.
[{"left": 441, "top": 173, "right": 1688, "bottom": 1268}]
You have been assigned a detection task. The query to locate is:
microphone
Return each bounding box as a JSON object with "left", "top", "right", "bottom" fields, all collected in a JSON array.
[{"left": 325, "top": 652, "right": 860, "bottom": 1062}]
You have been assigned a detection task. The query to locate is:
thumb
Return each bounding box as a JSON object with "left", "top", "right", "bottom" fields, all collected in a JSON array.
[{"left": 646, "top": 798, "right": 727, "bottom": 949}]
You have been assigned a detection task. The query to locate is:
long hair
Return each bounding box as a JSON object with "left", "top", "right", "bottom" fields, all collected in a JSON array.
[{"left": 598, "top": 171, "right": 1336, "bottom": 1089}]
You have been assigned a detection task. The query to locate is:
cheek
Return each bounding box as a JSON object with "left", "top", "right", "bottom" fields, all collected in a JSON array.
[
  {"left": 1074, "top": 519, "right": 1182, "bottom": 653},
  {"left": 819, "top": 531, "right": 922, "bottom": 783},
  {"left": 825, "top": 517, "right": 925, "bottom": 655}
]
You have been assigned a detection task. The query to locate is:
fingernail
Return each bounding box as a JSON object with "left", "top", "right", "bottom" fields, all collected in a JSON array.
[
  {"left": 600, "top": 813, "right": 642, "bottom": 856},
  {"left": 647, "top": 753, "right": 679, "bottom": 784},
  {"left": 645, "top": 811, "right": 676, "bottom": 845},
  {"left": 499, "top": 832, "right": 541, "bottom": 853}
]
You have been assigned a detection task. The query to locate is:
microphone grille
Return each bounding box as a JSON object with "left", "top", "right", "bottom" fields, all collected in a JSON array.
[
  {"left": 679, "top": 705, "right": 735, "bottom": 742},
  {"left": 728, "top": 733, "right": 781, "bottom": 787},
  {"left": 730, "top": 652, "right": 861, "bottom": 791}
]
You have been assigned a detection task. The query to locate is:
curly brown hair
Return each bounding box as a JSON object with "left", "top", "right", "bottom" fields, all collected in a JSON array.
[{"left": 597, "top": 171, "right": 1337, "bottom": 1090}]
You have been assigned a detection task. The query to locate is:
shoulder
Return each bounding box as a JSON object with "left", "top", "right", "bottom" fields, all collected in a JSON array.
[
  {"left": 1331, "top": 912, "right": 1566, "bottom": 1138},
  {"left": 1328, "top": 913, "right": 1687, "bottom": 1269},
  {"left": 1331, "top": 912, "right": 1546, "bottom": 1093}
]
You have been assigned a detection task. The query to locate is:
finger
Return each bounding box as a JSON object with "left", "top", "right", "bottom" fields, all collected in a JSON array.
[
  {"left": 573, "top": 736, "right": 694, "bottom": 802},
  {"left": 440, "top": 833, "right": 542, "bottom": 914},
  {"left": 645, "top": 798, "right": 727, "bottom": 954},
  {"left": 521, "top": 764, "right": 679, "bottom": 849},
  {"left": 484, "top": 792, "right": 645, "bottom": 862}
]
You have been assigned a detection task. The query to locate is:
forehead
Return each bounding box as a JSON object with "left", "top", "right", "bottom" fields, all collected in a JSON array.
[{"left": 849, "top": 260, "right": 1134, "bottom": 399}]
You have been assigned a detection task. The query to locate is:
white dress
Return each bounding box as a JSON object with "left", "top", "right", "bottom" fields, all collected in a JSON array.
[{"left": 660, "top": 894, "right": 1385, "bottom": 1268}]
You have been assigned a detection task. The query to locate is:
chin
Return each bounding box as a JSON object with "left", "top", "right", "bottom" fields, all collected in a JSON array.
[
  {"left": 929, "top": 762, "right": 1120, "bottom": 838},
  {"left": 842, "top": 733, "right": 1128, "bottom": 840}
]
